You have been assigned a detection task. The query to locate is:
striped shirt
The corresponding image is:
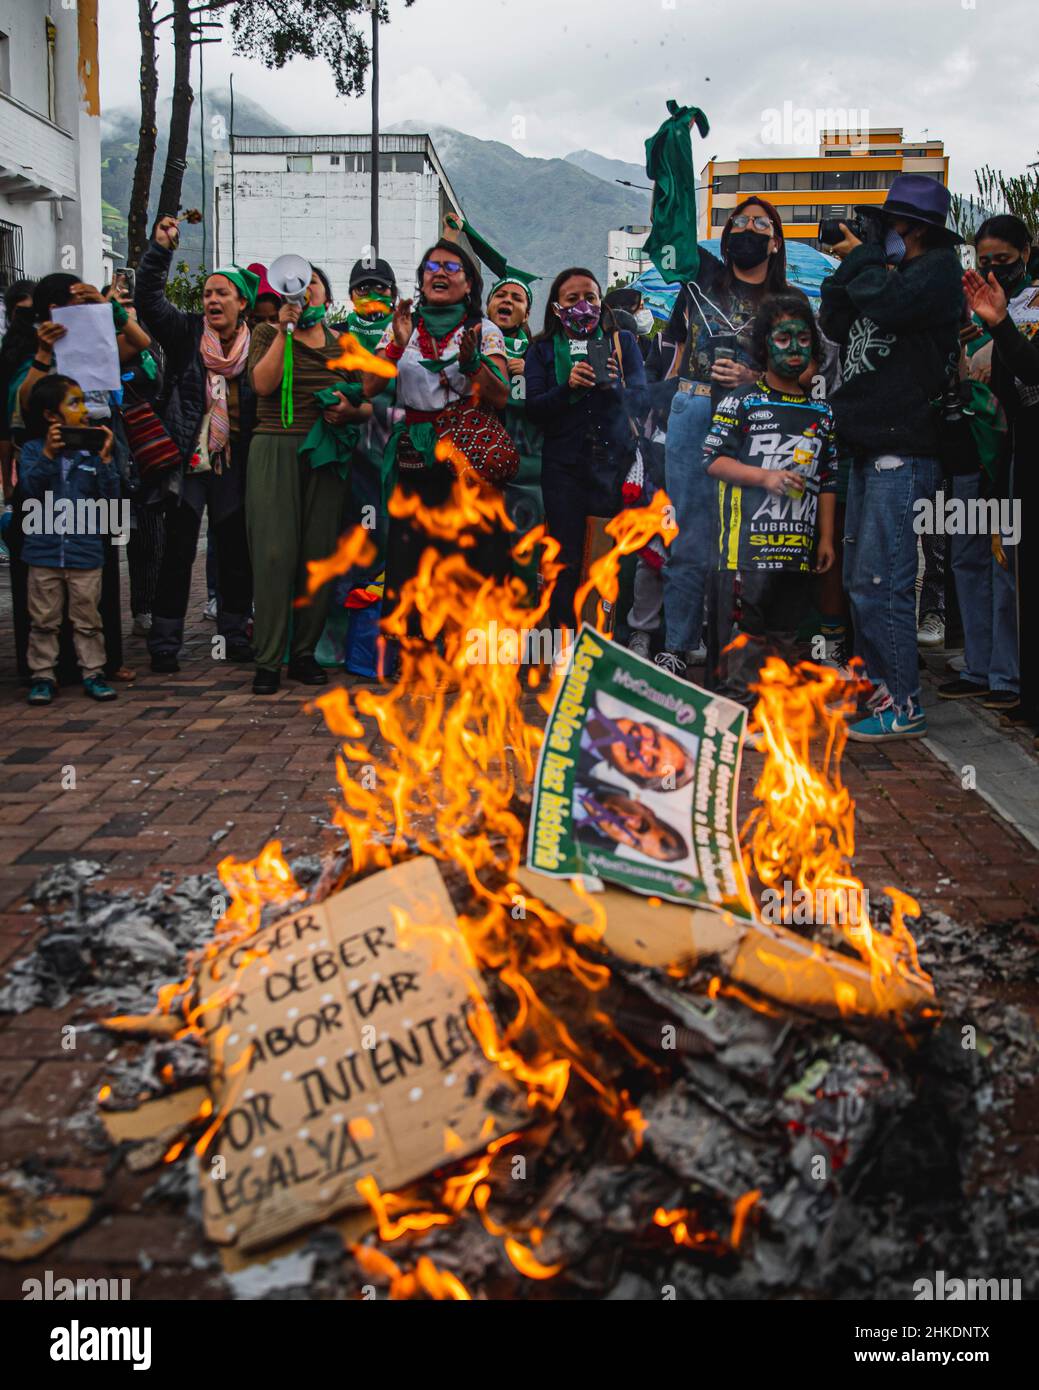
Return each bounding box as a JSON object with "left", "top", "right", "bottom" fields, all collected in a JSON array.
[{"left": 249, "top": 323, "right": 356, "bottom": 436}]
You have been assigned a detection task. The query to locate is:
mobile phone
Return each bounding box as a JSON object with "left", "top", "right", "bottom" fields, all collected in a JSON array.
[
  {"left": 586, "top": 336, "right": 613, "bottom": 386},
  {"left": 712, "top": 332, "right": 737, "bottom": 363},
  {"left": 61, "top": 426, "right": 108, "bottom": 452},
  {"left": 117, "top": 267, "right": 136, "bottom": 298}
]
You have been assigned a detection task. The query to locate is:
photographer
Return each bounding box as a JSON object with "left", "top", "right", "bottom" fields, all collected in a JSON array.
[{"left": 820, "top": 174, "right": 964, "bottom": 742}]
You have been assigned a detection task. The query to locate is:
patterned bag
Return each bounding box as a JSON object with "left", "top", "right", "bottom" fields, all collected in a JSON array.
[
  {"left": 121, "top": 400, "right": 181, "bottom": 480},
  {"left": 435, "top": 400, "right": 519, "bottom": 486}
]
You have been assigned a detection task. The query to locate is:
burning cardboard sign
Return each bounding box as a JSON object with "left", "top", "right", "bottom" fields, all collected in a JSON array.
[{"left": 199, "top": 857, "right": 520, "bottom": 1250}]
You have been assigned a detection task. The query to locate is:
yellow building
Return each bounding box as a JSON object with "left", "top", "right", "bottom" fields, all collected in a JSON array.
[{"left": 699, "top": 129, "right": 948, "bottom": 249}]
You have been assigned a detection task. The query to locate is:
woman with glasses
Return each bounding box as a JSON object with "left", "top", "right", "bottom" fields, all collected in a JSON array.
[
  {"left": 362, "top": 240, "right": 510, "bottom": 638},
  {"left": 656, "top": 196, "right": 790, "bottom": 680},
  {"left": 247, "top": 264, "right": 372, "bottom": 696}
]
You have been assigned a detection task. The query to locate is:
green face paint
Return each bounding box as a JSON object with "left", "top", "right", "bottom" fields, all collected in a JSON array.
[{"left": 766, "top": 317, "right": 813, "bottom": 376}]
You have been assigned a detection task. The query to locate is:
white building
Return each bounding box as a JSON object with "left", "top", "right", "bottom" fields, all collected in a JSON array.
[
  {"left": 607, "top": 225, "right": 652, "bottom": 289},
  {"left": 0, "top": 0, "right": 103, "bottom": 288},
  {"left": 213, "top": 134, "right": 464, "bottom": 304}
]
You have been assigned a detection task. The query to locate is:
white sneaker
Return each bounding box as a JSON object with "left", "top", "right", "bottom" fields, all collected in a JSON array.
[
  {"left": 204, "top": 597, "right": 218, "bottom": 621},
  {"left": 686, "top": 640, "right": 707, "bottom": 664},
  {"left": 654, "top": 650, "right": 687, "bottom": 678},
  {"left": 132, "top": 612, "right": 151, "bottom": 636},
  {"left": 627, "top": 631, "right": 653, "bottom": 659},
  {"left": 917, "top": 612, "right": 945, "bottom": 648}
]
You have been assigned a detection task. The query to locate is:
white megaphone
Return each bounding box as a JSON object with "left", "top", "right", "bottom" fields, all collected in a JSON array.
[{"left": 267, "top": 253, "right": 312, "bottom": 335}]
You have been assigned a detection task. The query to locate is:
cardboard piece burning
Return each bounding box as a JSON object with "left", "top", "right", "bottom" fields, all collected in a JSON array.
[{"left": 198, "top": 857, "right": 522, "bottom": 1252}]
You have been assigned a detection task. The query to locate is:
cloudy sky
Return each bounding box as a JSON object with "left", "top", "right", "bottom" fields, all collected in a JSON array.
[{"left": 98, "top": 0, "right": 1037, "bottom": 195}]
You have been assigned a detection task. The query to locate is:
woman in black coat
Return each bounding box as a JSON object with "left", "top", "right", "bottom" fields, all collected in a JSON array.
[
  {"left": 524, "top": 268, "right": 647, "bottom": 628},
  {"left": 134, "top": 215, "right": 257, "bottom": 673}
]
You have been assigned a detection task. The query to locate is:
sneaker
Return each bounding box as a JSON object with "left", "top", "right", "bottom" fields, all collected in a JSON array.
[
  {"left": 982, "top": 691, "right": 1020, "bottom": 711},
  {"left": 937, "top": 678, "right": 989, "bottom": 700},
  {"left": 132, "top": 612, "right": 152, "bottom": 637},
  {"left": 654, "top": 650, "right": 687, "bottom": 678},
  {"left": 917, "top": 612, "right": 945, "bottom": 648},
  {"left": 28, "top": 679, "right": 55, "bottom": 706},
  {"left": 253, "top": 667, "right": 280, "bottom": 696},
  {"left": 844, "top": 679, "right": 888, "bottom": 722},
  {"left": 627, "top": 631, "right": 653, "bottom": 659},
  {"left": 946, "top": 653, "right": 967, "bottom": 673},
  {"left": 150, "top": 653, "right": 180, "bottom": 674},
  {"left": 83, "top": 674, "right": 117, "bottom": 702},
  {"left": 847, "top": 696, "right": 927, "bottom": 742},
  {"left": 686, "top": 639, "right": 707, "bottom": 665},
  {"left": 204, "top": 597, "right": 218, "bottom": 621},
  {"left": 287, "top": 655, "right": 329, "bottom": 686}
]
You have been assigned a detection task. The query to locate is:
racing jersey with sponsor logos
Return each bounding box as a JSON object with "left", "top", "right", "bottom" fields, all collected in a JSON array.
[{"left": 703, "top": 380, "right": 838, "bottom": 573}]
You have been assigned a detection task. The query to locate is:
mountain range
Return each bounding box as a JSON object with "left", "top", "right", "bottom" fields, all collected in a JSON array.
[{"left": 100, "top": 96, "right": 653, "bottom": 312}]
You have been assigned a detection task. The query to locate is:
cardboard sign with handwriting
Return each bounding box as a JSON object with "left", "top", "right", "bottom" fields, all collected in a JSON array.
[{"left": 200, "top": 857, "right": 520, "bottom": 1249}]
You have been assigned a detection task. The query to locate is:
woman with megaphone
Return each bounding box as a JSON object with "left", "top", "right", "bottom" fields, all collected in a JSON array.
[{"left": 247, "top": 260, "right": 372, "bottom": 695}]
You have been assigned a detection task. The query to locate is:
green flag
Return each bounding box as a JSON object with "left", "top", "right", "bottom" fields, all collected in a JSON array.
[
  {"left": 642, "top": 99, "right": 711, "bottom": 285},
  {"left": 443, "top": 211, "right": 540, "bottom": 296}
]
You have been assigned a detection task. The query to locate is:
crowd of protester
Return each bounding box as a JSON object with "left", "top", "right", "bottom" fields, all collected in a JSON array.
[{"left": 0, "top": 171, "right": 1036, "bottom": 750}]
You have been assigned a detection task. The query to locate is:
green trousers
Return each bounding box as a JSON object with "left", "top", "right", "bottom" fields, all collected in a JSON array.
[{"left": 245, "top": 432, "right": 347, "bottom": 671}]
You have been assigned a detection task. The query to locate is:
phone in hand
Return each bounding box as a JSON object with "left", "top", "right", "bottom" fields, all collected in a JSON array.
[
  {"left": 586, "top": 336, "right": 613, "bottom": 386},
  {"left": 61, "top": 426, "right": 108, "bottom": 453},
  {"left": 117, "top": 267, "right": 136, "bottom": 298},
  {"left": 712, "top": 332, "right": 737, "bottom": 363}
]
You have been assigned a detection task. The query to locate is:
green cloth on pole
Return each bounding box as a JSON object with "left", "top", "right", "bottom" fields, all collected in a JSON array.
[
  {"left": 642, "top": 99, "right": 711, "bottom": 285},
  {"left": 443, "top": 211, "right": 539, "bottom": 296}
]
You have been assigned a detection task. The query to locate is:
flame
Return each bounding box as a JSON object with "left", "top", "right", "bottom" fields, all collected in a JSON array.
[
  {"left": 741, "top": 657, "right": 934, "bottom": 1017},
  {"left": 328, "top": 331, "right": 398, "bottom": 379}
]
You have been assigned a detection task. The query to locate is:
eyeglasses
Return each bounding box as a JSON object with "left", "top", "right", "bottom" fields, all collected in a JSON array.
[
  {"left": 424, "top": 259, "right": 464, "bottom": 276},
  {"left": 730, "top": 214, "right": 773, "bottom": 234}
]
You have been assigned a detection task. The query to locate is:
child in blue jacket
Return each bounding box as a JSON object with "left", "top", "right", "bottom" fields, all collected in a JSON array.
[{"left": 20, "top": 375, "right": 119, "bottom": 704}]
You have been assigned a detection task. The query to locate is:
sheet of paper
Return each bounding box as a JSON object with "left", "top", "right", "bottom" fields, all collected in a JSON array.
[
  {"left": 51, "top": 303, "right": 122, "bottom": 394},
  {"left": 526, "top": 625, "right": 754, "bottom": 916}
]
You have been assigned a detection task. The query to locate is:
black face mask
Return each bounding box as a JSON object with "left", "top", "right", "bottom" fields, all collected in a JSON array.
[
  {"left": 983, "top": 260, "right": 1027, "bottom": 298},
  {"left": 727, "top": 230, "right": 771, "bottom": 270}
]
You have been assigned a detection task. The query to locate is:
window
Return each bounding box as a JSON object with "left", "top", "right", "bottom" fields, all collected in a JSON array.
[
  {"left": 825, "top": 149, "right": 852, "bottom": 157},
  {"left": 791, "top": 204, "right": 818, "bottom": 223},
  {"left": 0, "top": 30, "right": 10, "bottom": 94},
  {"left": 794, "top": 172, "right": 813, "bottom": 190},
  {"left": 329, "top": 155, "right": 341, "bottom": 166},
  {"left": 627, "top": 247, "right": 648, "bottom": 261},
  {"left": 712, "top": 207, "right": 729, "bottom": 226},
  {"left": 287, "top": 155, "right": 313, "bottom": 173},
  {"left": 870, "top": 149, "right": 898, "bottom": 157},
  {"left": 740, "top": 172, "right": 766, "bottom": 192},
  {"left": 0, "top": 219, "right": 25, "bottom": 288},
  {"left": 392, "top": 153, "right": 426, "bottom": 174},
  {"left": 714, "top": 175, "right": 738, "bottom": 194},
  {"left": 776, "top": 171, "right": 795, "bottom": 190}
]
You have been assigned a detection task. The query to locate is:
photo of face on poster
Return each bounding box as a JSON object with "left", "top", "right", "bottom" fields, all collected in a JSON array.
[{"left": 573, "top": 693, "right": 702, "bottom": 877}]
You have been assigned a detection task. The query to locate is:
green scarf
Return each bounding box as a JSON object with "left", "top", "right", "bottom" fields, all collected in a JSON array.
[
  {"left": 552, "top": 325, "right": 603, "bottom": 402},
  {"left": 280, "top": 306, "right": 329, "bottom": 428},
  {"left": 501, "top": 326, "right": 530, "bottom": 357},
  {"left": 344, "top": 309, "right": 393, "bottom": 353},
  {"left": 642, "top": 98, "right": 711, "bottom": 285},
  {"left": 416, "top": 302, "right": 467, "bottom": 338},
  {"left": 299, "top": 384, "right": 365, "bottom": 480}
]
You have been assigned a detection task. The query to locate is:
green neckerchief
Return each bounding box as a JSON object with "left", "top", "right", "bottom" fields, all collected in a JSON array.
[
  {"left": 553, "top": 325, "right": 603, "bottom": 402},
  {"left": 501, "top": 326, "right": 530, "bottom": 357},
  {"left": 299, "top": 384, "right": 365, "bottom": 480},
  {"left": 345, "top": 309, "right": 393, "bottom": 353},
  {"left": 643, "top": 98, "right": 711, "bottom": 285},
  {"left": 416, "top": 302, "right": 467, "bottom": 338},
  {"left": 280, "top": 309, "right": 329, "bottom": 429}
]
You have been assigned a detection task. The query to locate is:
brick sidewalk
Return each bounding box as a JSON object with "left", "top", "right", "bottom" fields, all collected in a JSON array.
[{"left": 0, "top": 551, "right": 1036, "bottom": 1294}]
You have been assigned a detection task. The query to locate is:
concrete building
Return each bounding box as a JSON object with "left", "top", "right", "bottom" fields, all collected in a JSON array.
[
  {"left": 699, "top": 128, "right": 948, "bottom": 250},
  {"left": 606, "top": 224, "right": 652, "bottom": 288},
  {"left": 213, "top": 133, "right": 464, "bottom": 303},
  {"left": 0, "top": 0, "right": 103, "bottom": 288}
]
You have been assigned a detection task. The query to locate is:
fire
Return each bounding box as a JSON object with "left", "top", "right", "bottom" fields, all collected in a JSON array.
[
  {"left": 742, "top": 658, "right": 934, "bottom": 1017},
  {"left": 328, "top": 331, "right": 398, "bottom": 379},
  {"left": 106, "top": 467, "right": 937, "bottom": 1292}
]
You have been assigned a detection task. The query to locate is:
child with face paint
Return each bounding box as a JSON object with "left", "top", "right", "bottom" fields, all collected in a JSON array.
[{"left": 701, "top": 292, "right": 838, "bottom": 706}]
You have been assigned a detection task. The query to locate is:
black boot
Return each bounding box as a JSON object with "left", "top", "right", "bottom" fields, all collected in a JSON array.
[
  {"left": 252, "top": 667, "right": 280, "bottom": 695},
  {"left": 287, "top": 654, "right": 329, "bottom": 685}
]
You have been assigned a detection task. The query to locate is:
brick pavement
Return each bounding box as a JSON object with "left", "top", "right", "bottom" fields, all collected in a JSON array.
[{"left": 0, "top": 551, "right": 1036, "bottom": 1295}]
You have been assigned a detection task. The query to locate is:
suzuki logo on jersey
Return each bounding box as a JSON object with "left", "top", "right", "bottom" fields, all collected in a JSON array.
[{"left": 746, "top": 432, "right": 821, "bottom": 465}]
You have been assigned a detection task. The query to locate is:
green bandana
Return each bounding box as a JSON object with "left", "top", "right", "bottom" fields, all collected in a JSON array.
[
  {"left": 345, "top": 309, "right": 393, "bottom": 353},
  {"left": 300, "top": 303, "right": 327, "bottom": 328},
  {"left": 489, "top": 276, "right": 535, "bottom": 309},
  {"left": 416, "top": 302, "right": 467, "bottom": 338},
  {"left": 211, "top": 264, "right": 260, "bottom": 309},
  {"left": 553, "top": 325, "right": 602, "bottom": 401},
  {"left": 500, "top": 326, "right": 530, "bottom": 357},
  {"left": 642, "top": 99, "right": 711, "bottom": 285}
]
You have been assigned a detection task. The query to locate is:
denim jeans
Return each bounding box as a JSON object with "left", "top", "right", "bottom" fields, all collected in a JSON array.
[
  {"left": 949, "top": 472, "right": 1019, "bottom": 693},
  {"left": 662, "top": 388, "right": 715, "bottom": 650},
  {"left": 844, "top": 452, "right": 942, "bottom": 711}
]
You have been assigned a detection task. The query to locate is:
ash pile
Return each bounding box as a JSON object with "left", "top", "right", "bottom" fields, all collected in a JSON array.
[{"left": 1, "top": 853, "right": 1037, "bottom": 1302}]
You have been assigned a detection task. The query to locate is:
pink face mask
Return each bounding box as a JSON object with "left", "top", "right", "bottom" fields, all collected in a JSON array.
[{"left": 555, "top": 298, "right": 601, "bottom": 333}]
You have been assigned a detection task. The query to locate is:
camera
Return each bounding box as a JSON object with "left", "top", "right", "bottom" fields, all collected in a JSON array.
[{"left": 818, "top": 212, "right": 885, "bottom": 248}]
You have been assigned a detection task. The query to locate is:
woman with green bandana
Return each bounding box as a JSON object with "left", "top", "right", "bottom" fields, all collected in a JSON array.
[
  {"left": 361, "top": 239, "right": 510, "bottom": 638},
  {"left": 524, "top": 267, "right": 647, "bottom": 629},
  {"left": 247, "top": 264, "right": 372, "bottom": 696}
]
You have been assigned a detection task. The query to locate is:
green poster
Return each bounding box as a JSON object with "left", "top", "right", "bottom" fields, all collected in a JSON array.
[{"left": 526, "top": 626, "right": 755, "bottom": 919}]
